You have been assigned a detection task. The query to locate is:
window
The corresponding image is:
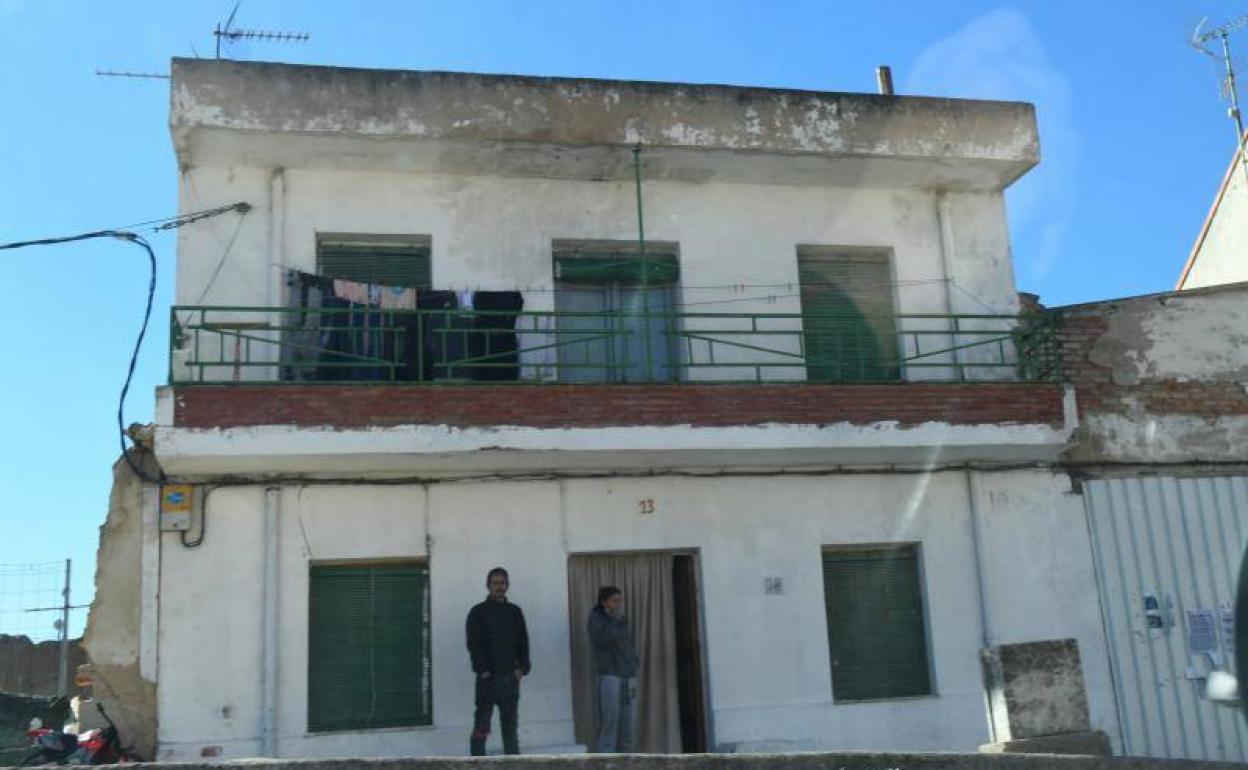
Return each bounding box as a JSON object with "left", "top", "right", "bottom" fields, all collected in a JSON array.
[
  {"left": 797, "top": 247, "right": 899, "bottom": 381},
  {"left": 822, "top": 544, "right": 932, "bottom": 702},
  {"left": 553, "top": 240, "right": 680, "bottom": 382},
  {"left": 316, "top": 234, "right": 432, "bottom": 289},
  {"left": 282, "top": 235, "right": 432, "bottom": 382},
  {"left": 307, "top": 562, "right": 431, "bottom": 731}
]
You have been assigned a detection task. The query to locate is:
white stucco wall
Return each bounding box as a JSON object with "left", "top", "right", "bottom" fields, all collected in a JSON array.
[
  {"left": 154, "top": 469, "right": 1113, "bottom": 759},
  {"left": 173, "top": 166, "right": 1020, "bottom": 383},
  {"left": 971, "top": 470, "right": 1121, "bottom": 752}
]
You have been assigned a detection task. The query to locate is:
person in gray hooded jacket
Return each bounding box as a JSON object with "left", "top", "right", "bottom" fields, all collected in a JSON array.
[{"left": 587, "top": 586, "right": 639, "bottom": 752}]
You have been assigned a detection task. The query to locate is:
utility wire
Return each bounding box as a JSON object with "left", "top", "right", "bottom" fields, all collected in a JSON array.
[
  {"left": 0, "top": 230, "right": 161, "bottom": 483},
  {"left": 67, "top": 202, "right": 252, "bottom": 240},
  {"left": 0, "top": 202, "right": 250, "bottom": 486}
]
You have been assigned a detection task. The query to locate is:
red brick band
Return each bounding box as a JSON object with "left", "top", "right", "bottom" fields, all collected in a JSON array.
[{"left": 172, "top": 382, "right": 1065, "bottom": 430}]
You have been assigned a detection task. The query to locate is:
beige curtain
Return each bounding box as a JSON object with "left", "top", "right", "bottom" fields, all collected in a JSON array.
[{"left": 567, "top": 553, "right": 680, "bottom": 753}]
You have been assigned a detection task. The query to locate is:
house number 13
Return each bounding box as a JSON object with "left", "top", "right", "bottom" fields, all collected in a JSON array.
[{"left": 638, "top": 498, "right": 656, "bottom": 515}]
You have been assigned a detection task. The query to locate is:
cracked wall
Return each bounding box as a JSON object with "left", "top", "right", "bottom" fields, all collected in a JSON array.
[
  {"left": 81, "top": 453, "right": 158, "bottom": 760},
  {"left": 1058, "top": 283, "right": 1248, "bottom": 463}
]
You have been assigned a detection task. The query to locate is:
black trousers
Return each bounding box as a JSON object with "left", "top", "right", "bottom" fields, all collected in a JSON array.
[{"left": 470, "top": 671, "right": 520, "bottom": 755}]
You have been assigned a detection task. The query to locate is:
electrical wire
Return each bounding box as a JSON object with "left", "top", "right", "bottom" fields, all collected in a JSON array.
[
  {"left": 87, "top": 202, "right": 252, "bottom": 237},
  {"left": 0, "top": 203, "right": 250, "bottom": 487},
  {"left": 0, "top": 230, "right": 162, "bottom": 483}
]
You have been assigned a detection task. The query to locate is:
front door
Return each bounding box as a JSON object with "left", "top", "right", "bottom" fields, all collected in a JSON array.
[{"left": 566, "top": 552, "right": 707, "bottom": 753}]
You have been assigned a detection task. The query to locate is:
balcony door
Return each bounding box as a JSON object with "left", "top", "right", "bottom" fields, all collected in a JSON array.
[
  {"left": 553, "top": 244, "right": 679, "bottom": 383},
  {"left": 797, "top": 247, "right": 900, "bottom": 382}
]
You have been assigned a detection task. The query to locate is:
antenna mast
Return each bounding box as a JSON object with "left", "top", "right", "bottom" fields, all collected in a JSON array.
[
  {"left": 214, "top": 2, "right": 309, "bottom": 59},
  {"left": 1193, "top": 15, "right": 1248, "bottom": 184}
]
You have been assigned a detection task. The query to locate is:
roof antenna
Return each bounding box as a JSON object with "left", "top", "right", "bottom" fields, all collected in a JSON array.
[
  {"left": 95, "top": 70, "right": 170, "bottom": 80},
  {"left": 214, "top": 1, "right": 309, "bottom": 60},
  {"left": 1192, "top": 15, "right": 1248, "bottom": 185}
]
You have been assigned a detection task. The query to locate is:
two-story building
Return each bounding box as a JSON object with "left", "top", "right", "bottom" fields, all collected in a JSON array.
[{"left": 85, "top": 58, "right": 1119, "bottom": 760}]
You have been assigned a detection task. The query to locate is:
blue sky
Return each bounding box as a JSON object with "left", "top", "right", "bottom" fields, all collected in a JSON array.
[{"left": 0, "top": 0, "right": 1244, "bottom": 635}]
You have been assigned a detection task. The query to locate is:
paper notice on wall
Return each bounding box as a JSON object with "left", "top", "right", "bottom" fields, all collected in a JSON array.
[
  {"left": 1186, "top": 609, "right": 1219, "bottom": 655},
  {"left": 1221, "top": 604, "right": 1235, "bottom": 652}
]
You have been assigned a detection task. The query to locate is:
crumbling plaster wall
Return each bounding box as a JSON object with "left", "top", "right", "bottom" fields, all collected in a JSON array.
[
  {"left": 81, "top": 453, "right": 158, "bottom": 760},
  {"left": 1059, "top": 283, "right": 1248, "bottom": 463},
  {"left": 170, "top": 59, "right": 1038, "bottom": 166}
]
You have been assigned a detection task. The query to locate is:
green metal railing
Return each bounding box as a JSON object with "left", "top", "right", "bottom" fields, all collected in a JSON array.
[{"left": 168, "top": 305, "right": 1060, "bottom": 385}]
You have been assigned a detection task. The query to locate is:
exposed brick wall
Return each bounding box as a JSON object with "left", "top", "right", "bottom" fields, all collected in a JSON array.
[
  {"left": 0, "top": 635, "right": 87, "bottom": 697},
  {"left": 172, "top": 382, "right": 1065, "bottom": 430},
  {"left": 1057, "top": 307, "right": 1248, "bottom": 417}
]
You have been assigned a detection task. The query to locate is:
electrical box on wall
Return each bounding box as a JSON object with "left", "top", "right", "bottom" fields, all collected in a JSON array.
[{"left": 160, "top": 484, "right": 195, "bottom": 531}]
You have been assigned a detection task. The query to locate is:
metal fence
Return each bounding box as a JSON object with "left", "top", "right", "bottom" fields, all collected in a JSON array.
[
  {"left": 0, "top": 561, "right": 84, "bottom": 697},
  {"left": 169, "top": 305, "right": 1061, "bottom": 385},
  {"left": 1084, "top": 475, "right": 1248, "bottom": 762}
]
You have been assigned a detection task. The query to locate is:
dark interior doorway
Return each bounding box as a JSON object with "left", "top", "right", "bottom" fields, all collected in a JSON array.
[{"left": 673, "top": 554, "right": 708, "bottom": 753}]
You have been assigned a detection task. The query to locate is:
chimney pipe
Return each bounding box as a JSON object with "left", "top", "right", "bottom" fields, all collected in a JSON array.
[{"left": 876, "top": 65, "right": 894, "bottom": 96}]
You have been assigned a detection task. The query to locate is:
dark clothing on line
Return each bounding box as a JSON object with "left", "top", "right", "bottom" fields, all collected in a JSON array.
[
  {"left": 409, "top": 290, "right": 460, "bottom": 381},
  {"left": 469, "top": 291, "right": 524, "bottom": 381}
]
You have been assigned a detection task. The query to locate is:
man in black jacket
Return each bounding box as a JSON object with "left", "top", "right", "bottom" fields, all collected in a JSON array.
[{"left": 465, "top": 567, "right": 530, "bottom": 755}]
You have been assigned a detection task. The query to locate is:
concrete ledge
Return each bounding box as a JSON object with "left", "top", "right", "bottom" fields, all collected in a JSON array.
[
  {"left": 980, "top": 731, "right": 1112, "bottom": 756},
  {"left": 35, "top": 752, "right": 1243, "bottom": 770},
  {"left": 169, "top": 59, "right": 1038, "bottom": 188}
]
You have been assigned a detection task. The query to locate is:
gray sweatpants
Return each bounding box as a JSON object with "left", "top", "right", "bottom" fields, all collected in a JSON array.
[{"left": 595, "top": 675, "right": 637, "bottom": 753}]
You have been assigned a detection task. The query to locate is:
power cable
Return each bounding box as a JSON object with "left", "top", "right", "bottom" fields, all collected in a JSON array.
[
  {"left": 0, "top": 230, "right": 160, "bottom": 483},
  {"left": 0, "top": 202, "right": 251, "bottom": 487}
]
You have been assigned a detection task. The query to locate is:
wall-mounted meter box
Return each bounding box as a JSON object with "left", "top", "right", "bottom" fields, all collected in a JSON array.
[{"left": 160, "top": 484, "right": 195, "bottom": 531}]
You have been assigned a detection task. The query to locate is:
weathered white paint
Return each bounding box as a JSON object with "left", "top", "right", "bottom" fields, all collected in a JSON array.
[
  {"left": 169, "top": 60, "right": 1039, "bottom": 191},
  {"left": 174, "top": 168, "right": 1019, "bottom": 328},
  {"left": 1084, "top": 475, "right": 1248, "bottom": 762},
  {"left": 1087, "top": 289, "right": 1248, "bottom": 384},
  {"left": 153, "top": 416, "right": 1076, "bottom": 478},
  {"left": 139, "top": 484, "right": 160, "bottom": 681},
  {"left": 260, "top": 486, "right": 280, "bottom": 757},
  {"left": 1061, "top": 283, "right": 1248, "bottom": 464},
  {"left": 970, "top": 471, "right": 1121, "bottom": 753},
  {"left": 146, "top": 61, "right": 1090, "bottom": 761},
  {"left": 1079, "top": 413, "right": 1248, "bottom": 465},
  {"left": 153, "top": 470, "right": 1113, "bottom": 759},
  {"left": 266, "top": 169, "right": 286, "bottom": 311}
]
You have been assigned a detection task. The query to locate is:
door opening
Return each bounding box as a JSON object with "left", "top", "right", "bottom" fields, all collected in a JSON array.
[
  {"left": 673, "top": 554, "right": 708, "bottom": 752},
  {"left": 567, "top": 551, "right": 708, "bottom": 753}
]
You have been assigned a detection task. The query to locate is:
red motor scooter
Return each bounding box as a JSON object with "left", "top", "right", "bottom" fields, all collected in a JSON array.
[{"left": 20, "top": 702, "right": 135, "bottom": 766}]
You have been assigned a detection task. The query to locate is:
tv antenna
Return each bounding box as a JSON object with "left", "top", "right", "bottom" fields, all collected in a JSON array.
[
  {"left": 95, "top": 70, "right": 170, "bottom": 80},
  {"left": 214, "top": 2, "right": 309, "bottom": 59},
  {"left": 1193, "top": 15, "right": 1248, "bottom": 183}
]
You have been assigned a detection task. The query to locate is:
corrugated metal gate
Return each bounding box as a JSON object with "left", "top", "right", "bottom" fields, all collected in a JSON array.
[{"left": 1084, "top": 475, "right": 1248, "bottom": 761}]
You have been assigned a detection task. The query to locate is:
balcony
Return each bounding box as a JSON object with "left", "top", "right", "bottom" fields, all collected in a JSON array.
[
  {"left": 169, "top": 305, "right": 1059, "bottom": 386},
  {"left": 158, "top": 306, "right": 1070, "bottom": 475}
]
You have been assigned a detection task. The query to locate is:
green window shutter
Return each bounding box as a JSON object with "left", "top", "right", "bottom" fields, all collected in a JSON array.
[
  {"left": 823, "top": 545, "right": 931, "bottom": 702},
  {"left": 308, "top": 563, "right": 431, "bottom": 732},
  {"left": 554, "top": 252, "right": 679, "bottom": 285},
  {"left": 318, "top": 239, "right": 432, "bottom": 289},
  {"left": 798, "top": 251, "right": 899, "bottom": 382}
]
